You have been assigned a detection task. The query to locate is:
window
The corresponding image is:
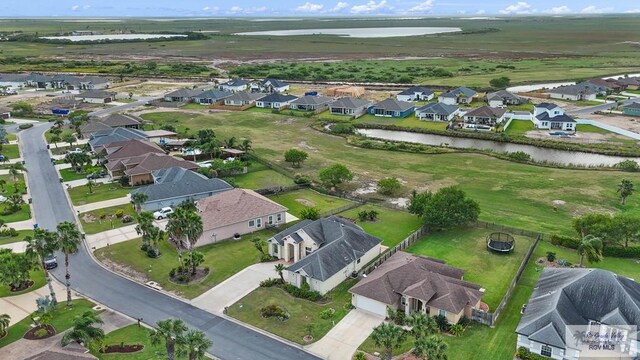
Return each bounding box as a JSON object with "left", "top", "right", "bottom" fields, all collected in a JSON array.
[
  {"left": 357, "top": 258, "right": 361, "bottom": 264},
  {"left": 540, "top": 345, "right": 552, "bottom": 357},
  {"left": 272, "top": 244, "right": 278, "bottom": 254},
  {"left": 401, "top": 297, "right": 406, "bottom": 306},
  {"left": 248, "top": 219, "right": 255, "bottom": 228},
  {"left": 256, "top": 218, "right": 262, "bottom": 228},
  {"left": 276, "top": 213, "right": 283, "bottom": 222},
  {"left": 438, "top": 309, "right": 446, "bottom": 317},
  {"left": 268, "top": 215, "right": 273, "bottom": 225},
  {"left": 305, "top": 247, "right": 312, "bottom": 256}
]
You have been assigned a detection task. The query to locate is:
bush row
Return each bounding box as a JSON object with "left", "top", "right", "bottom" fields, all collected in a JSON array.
[
  {"left": 259, "top": 278, "right": 324, "bottom": 302},
  {"left": 516, "top": 347, "right": 550, "bottom": 360}
]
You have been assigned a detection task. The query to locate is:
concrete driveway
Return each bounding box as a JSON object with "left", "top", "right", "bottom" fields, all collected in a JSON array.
[
  {"left": 0, "top": 279, "right": 73, "bottom": 326},
  {"left": 307, "top": 309, "right": 385, "bottom": 360}
]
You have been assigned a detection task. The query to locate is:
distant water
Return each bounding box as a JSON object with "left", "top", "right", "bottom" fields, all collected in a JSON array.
[
  {"left": 40, "top": 34, "right": 187, "bottom": 42},
  {"left": 235, "top": 27, "right": 462, "bottom": 38}
]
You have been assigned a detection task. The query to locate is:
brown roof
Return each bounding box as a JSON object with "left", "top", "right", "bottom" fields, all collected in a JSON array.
[
  {"left": 103, "top": 139, "right": 164, "bottom": 161},
  {"left": 196, "top": 188, "right": 287, "bottom": 230},
  {"left": 350, "top": 251, "right": 484, "bottom": 314},
  {"left": 464, "top": 106, "right": 507, "bottom": 118},
  {"left": 122, "top": 153, "right": 199, "bottom": 176},
  {"left": 100, "top": 113, "right": 143, "bottom": 127}
]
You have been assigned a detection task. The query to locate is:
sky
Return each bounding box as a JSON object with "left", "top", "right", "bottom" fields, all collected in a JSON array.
[{"left": 1, "top": 1, "right": 639, "bottom": 17}]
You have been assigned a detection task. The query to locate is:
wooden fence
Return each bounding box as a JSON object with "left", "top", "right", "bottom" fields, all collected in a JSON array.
[{"left": 359, "top": 225, "right": 429, "bottom": 276}]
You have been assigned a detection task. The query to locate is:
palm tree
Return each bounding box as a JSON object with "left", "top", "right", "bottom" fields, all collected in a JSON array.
[
  {"left": 131, "top": 193, "right": 148, "bottom": 214},
  {"left": 166, "top": 207, "right": 188, "bottom": 269},
  {"left": 54, "top": 118, "right": 64, "bottom": 128},
  {"left": 8, "top": 163, "right": 26, "bottom": 182},
  {"left": 410, "top": 312, "right": 439, "bottom": 338},
  {"left": 182, "top": 211, "right": 203, "bottom": 275},
  {"left": 57, "top": 221, "right": 82, "bottom": 308},
  {"left": 25, "top": 229, "right": 59, "bottom": 306},
  {"left": 4, "top": 193, "right": 25, "bottom": 212},
  {"left": 371, "top": 323, "right": 407, "bottom": 360},
  {"left": 617, "top": 179, "right": 635, "bottom": 205},
  {"left": 577, "top": 234, "right": 604, "bottom": 266},
  {"left": 49, "top": 135, "right": 61, "bottom": 149},
  {"left": 239, "top": 138, "right": 252, "bottom": 152},
  {"left": 0, "top": 313, "right": 10, "bottom": 337},
  {"left": 149, "top": 319, "right": 188, "bottom": 360},
  {"left": 86, "top": 179, "right": 96, "bottom": 194},
  {"left": 135, "top": 211, "right": 155, "bottom": 249},
  {"left": 147, "top": 226, "right": 166, "bottom": 258},
  {"left": 274, "top": 263, "right": 286, "bottom": 283},
  {"left": 177, "top": 329, "right": 212, "bottom": 360},
  {"left": 413, "top": 335, "right": 448, "bottom": 360},
  {"left": 224, "top": 136, "right": 237, "bottom": 149},
  {"left": 61, "top": 311, "right": 105, "bottom": 348}
]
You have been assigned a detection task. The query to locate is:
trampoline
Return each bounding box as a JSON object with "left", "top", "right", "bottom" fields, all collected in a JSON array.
[{"left": 487, "top": 232, "right": 515, "bottom": 253}]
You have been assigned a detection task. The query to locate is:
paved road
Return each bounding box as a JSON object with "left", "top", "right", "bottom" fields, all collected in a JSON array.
[
  {"left": 89, "top": 97, "right": 158, "bottom": 117},
  {"left": 19, "top": 122, "right": 321, "bottom": 360},
  {"left": 567, "top": 98, "right": 637, "bottom": 116}
]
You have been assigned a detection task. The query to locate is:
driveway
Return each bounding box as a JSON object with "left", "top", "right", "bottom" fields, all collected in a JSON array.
[
  {"left": 307, "top": 309, "right": 385, "bottom": 360},
  {"left": 85, "top": 224, "right": 141, "bottom": 250},
  {"left": 191, "top": 262, "right": 280, "bottom": 315},
  {"left": 0, "top": 279, "right": 73, "bottom": 326}
]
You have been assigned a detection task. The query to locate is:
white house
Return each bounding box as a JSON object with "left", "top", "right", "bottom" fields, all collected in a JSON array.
[
  {"left": 219, "top": 79, "right": 251, "bottom": 92},
  {"left": 438, "top": 87, "right": 477, "bottom": 105},
  {"left": 254, "top": 78, "right": 290, "bottom": 93},
  {"left": 255, "top": 93, "right": 297, "bottom": 109},
  {"left": 223, "top": 91, "right": 265, "bottom": 107},
  {"left": 486, "top": 90, "right": 524, "bottom": 107},
  {"left": 79, "top": 89, "right": 115, "bottom": 104},
  {"left": 533, "top": 103, "right": 576, "bottom": 131},
  {"left": 396, "top": 86, "right": 434, "bottom": 102}
]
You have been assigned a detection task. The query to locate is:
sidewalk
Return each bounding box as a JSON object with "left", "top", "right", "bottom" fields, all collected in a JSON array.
[
  {"left": 6, "top": 218, "right": 36, "bottom": 230},
  {"left": 85, "top": 224, "right": 140, "bottom": 250},
  {"left": 0, "top": 240, "right": 27, "bottom": 253},
  {"left": 50, "top": 138, "right": 89, "bottom": 149},
  {"left": 63, "top": 176, "right": 111, "bottom": 189},
  {"left": 0, "top": 279, "right": 72, "bottom": 326},
  {"left": 74, "top": 196, "right": 129, "bottom": 213}
]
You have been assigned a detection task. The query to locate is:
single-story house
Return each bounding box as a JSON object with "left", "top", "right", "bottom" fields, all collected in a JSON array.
[
  {"left": 615, "top": 77, "right": 640, "bottom": 91},
  {"left": 0, "top": 109, "right": 10, "bottom": 120},
  {"left": 516, "top": 268, "right": 640, "bottom": 360},
  {"left": 463, "top": 106, "right": 507, "bottom": 125},
  {"left": 438, "top": 87, "right": 477, "bottom": 105},
  {"left": 369, "top": 98, "right": 415, "bottom": 118},
  {"left": 622, "top": 102, "right": 640, "bottom": 116},
  {"left": 223, "top": 91, "right": 265, "bottom": 107},
  {"left": 256, "top": 78, "right": 290, "bottom": 93},
  {"left": 289, "top": 95, "right": 333, "bottom": 111},
  {"left": 107, "top": 152, "right": 199, "bottom": 185},
  {"left": 329, "top": 97, "right": 373, "bottom": 117},
  {"left": 81, "top": 113, "right": 144, "bottom": 137},
  {"left": 144, "top": 129, "right": 178, "bottom": 144},
  {"left": 192, "top": 90, "right": 233, "bottom": 105},
  {"left": 79, "top": 89, "right": 116, "bottom": 104},
  {"left": 25, "top": 342, "right": 97, "bottom": 360},
  {"left": 548, "top": 84, "right": 597, "bottom": 101},
  {"left": 130, "top": 167, "right": 232, "bottom": 211},
  {"left": 586, "top": 78, "right": 622, "bottom": 93},
  {"left": 80, "top": 121, "right": 113, "bottom": 138},
  {"left": 486, "top": 90, "right": 524, "bottom": 107},
  {"left": 88, "top": 127, "right": 148, "bottom": 150},
  {"left": 350, "top": 251, "right": 484, "bottom": 321},
  {"left": 163, "top": 89, "right": 201, "bottom": 102},
  {"left": 396, "top": 86, "right": 434, "bottom": 102},
  {"left": 532, "top": 103, "right": 576, "bottom": 131},
  {"left": 25, "top": 73, "right": 53, "bottom": 89},
  {"left": 325, "top": 85, "right": 365, "bottom": 98},
  {"left": 0, "top": 73, "right": 28, "bottom": 89},
  {"left": 196, "top": 188, "right": 288, "bottom": 246},
  {"left": 255, "top": 93, "right": 298, "bottom": 109},
  {"left": 415, "top": 102, "right": 459, "bottom": 121},
  {"left": 269, "top": 216, "right": 382, "bottom": 295},
  {"left": 219, "top": 79, "right": 251, "bottom": 92},
  {"left": 98, "top": 139, "right": 165, "bottom": 161}
]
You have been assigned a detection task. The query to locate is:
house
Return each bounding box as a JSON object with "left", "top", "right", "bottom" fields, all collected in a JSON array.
[
  {"left": 622, "top": 102, "right": 640, "bottom": 116},
  {"left": 350, "top": 251, "right": 484, "bottom": 321},
  {"left": 163, "top": 89, "right": 201, "bottom": 102},
  {"left": 0, "top": 108, "right": 10, "bottom": 120},
  {"left": 368, "top": 98, "right": 415, "bottom": 118},
  {"left": 516, "top": 268, "right": 640, "bottom": 360},
  {"left": 195, "top": 188, "right": 288, "bottom": 246},
  {"left": 325, "top": 85, "right": 365, "bottom": 98},
  {"left": 219, "top": 79, "right": 251, "bottom": 92},
  {"left": 25, "top": 73, "right": 53, "bottom": 89},
  {"left": 396, "top": 86, "right": 434, "bottom": 102},
  {"left": 88, "top": 127, "right": 148, "bottom": 150},
  {"left": 415, "top": 102, "right": 459, "bottom": 121},
  {"left": 290, "top": 95, "right": 333, "bottom": 111},
  {"left": 256, "top": 78, "right": 290, "bottom": 93},
  {"left": 130, "top": 167, "right": 232, "bottom": 211},
  {"left": 615, "top": 77, "right": 640, "bottom": 91},
  {"left": 533, "top": 103, "right": 576, "bottom": 131},
  {"left": 548, "top": 84, "right": 597, "bottom": 101},
  {"left": 223, "top": 91, "right": 265, "bottom": 107},
  {"left": 99, "top": 139, "right": 165, "bottom": 161},
  {"left": 79, "top": 89, "right": 115, "bottom": 104},
  {"left": 486, "top": 90, "right": 524, "bottom": 107},
  {"left": 25, "top": 342, "right": 97, "bottom": 360},
  {"left": 107, "top": 152, "right": 198, "bottom": 185},
  {"left": 0, "top": 73, "right": 28, "bottom": 89},
  {"left": 463, "top": 106, "right": 507, "bottom": 125},
  {"left": 144, "top": 129, "right": 178, "bottom": 144},
  {"left": 255, "top": 93, "right": 298, "bottom": 109},
  {"left": 438, "top": 87, "right": 477, "bottom": 105},
  {"left": 268, "top": 216, "right": 382, "bottom": 295},
  {"left": 81, "top": 113, "right": 143, "bottom": 137},
  {"left": 586, "top": 78, "right": 622, "bottom": 93},
  {"left": 192, "top": 90, "right": 233, "bottom": 105},
  {"left": 329, "top": 97, "right": 373, "bottom": 117}
]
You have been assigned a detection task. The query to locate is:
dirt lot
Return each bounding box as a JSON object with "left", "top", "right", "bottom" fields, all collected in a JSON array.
[
  {"left": 584, "top": 113, "right": 640, "bottom": 133},
  {"left": 524, "top": 129, "right": 633, "bottom": 144}
]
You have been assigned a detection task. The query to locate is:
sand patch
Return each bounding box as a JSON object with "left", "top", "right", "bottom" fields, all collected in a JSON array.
[{"left": 296, "top": 198, "right": 315, "bottom": 207}]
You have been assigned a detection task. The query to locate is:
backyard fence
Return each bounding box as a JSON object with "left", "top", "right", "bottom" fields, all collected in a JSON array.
[
  {"left": 359, "top": 224, "right": 430, "bottom": 276},
  {"left": 475, "top": 220, "right": 547, "bottom": 241},
  {"left": 255, "top": 184, "right": 307, "bottom": 196}
]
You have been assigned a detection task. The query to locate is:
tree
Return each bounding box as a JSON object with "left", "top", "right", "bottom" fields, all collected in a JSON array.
[
  {"left": 239, "top": 138, "right": 252, "bottom": 152},
  {"left": 318, "top": 164, "right": 353, "bottom": 188},
  {"left": 413, "top": 335, "right": 449, "bottom": 360},
  {"left": 149, "top": 318, "right": 188, "bottom": 360},
  {"left": 86, "top": 179, "right": 96, "bottom": 194},
  {"left": 49, "top": 134, "right": 61, "bottom": 148},
  {"left": 128, "top": 92, "right": 134, "bottom": 100},
  {"left": 167, "top": 208, "right": 203, "bottom": 275},
  {"left": 8, "top": 163, "right": 27, "bottom": 182},
  {"left": 284, "top": 148, "right": 308, "bottom": 168},
  {"left": 610, "top": 213, "right": 640, "bottom": 248},
  {"left": 65, "top": 152, "right": 91, "bottom": 173},
  {"left": 409, "top": 312, "right": 439, "bottom": 339},
  {"left": 147, "top": 226, "right": 166, "bottom": 258},
  {"left": 61, "top": 311, "right": 105, "bottom": 350},
  {"left": 62, "top": 133, "right": 77, "bottom": 148},
  {"left": 377, "top": 177, "right": 401, "bottom": 195},
  {"left": 57, "top": 221, "right": 82, "bottom": 308},
  {"left": 573, "top": 213, "right": 612, "bottom": 239},
  {"left": 0, "top": 313, "right": 9, "bottom": 337},
  {"left": 409, "top": 186, "right": 480, "bottom": 230},
  {"left": 577, "top": 235, "right": 603, "bottom": 266},
  {"left": 617, "top": 179, "right": 635, "bottom": 205},
  {"left": 0, "top": 249, "right": 35, "bottom": 292},
  {"left": 10, "top": 102, "right": 33, "bottom": 117},
  {"left": 25, "top": 229, "right": 59, "bottom": 306},
  {"left": 250, "top": 237, "right": 266, "bottom": 255},
  {"left": 0, "top": 178, "right": 5, "bottom": 191},
  {"left": 299, "top": 206, "right": 320, "bottom": 220},
  {"left": 135, "top": 211, "right": 155, "bottom": 249},
  {"left": 131, "top": 192, "right": 149, "bottom": 214},
  {"left": 274, "top": 263, "right": 286, "bottom": 282},
  {"left": 489, "top": 76, "right": 511, "bottom": 88},
  {"left": 224, "top": 136, "right": 237, "bottom": 149},
  {"left": 196, "top": 129, "right": 215, "bottom": 145},
  {"left": 177, "top": 329, "right": 212, "bottom": 360},
  {"left": 371, "top": 323, "right": 407, "bottom": 360},
  {"left": 4, "top": 193, "right": 25, "bottom": 212}
]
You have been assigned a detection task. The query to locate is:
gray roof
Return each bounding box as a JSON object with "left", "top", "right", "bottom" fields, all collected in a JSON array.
[
  {"left": 99, "top": 113, "right": 142, "bottom": 127},
  {"left": 278, "top": 216, "right": 382, "bottom": 281},
  {"left": 624, "top": 102, "right": 640, "bottom": 110},
  {"left": 535, "top": 102, "right": 560, "bottom": 110},
  {"left": 398, "top": 86, "right": 434, "bottom": 96},
  {"left": 487, "top": 90, "right": 521, "bottom": 102},
  {"left": 89, "top": 127, "right": 147, "bottom": 148},
  {"left": 439, "top": 87, "right": 477, "bottom": 99},
  {"left": 291, "top": 95, "right": 333, "bottom": 106},
  {"left": 257, "top": 93, "right": 297, "bottom": 103},
  {"left": 536, "top": 113, "right": 576, "bottom": 123},
  {"left": 222, "top": 79, "right": 250, "bottom": 87},
  {"left": 416, "top": 102, "right": 459, "bottom": 116},
  {"left": 165, "top": 88, "right": 201, "bottom": 98},
  {"left": 0, "top": 73, "right": 28, "bottom": 82},
  {"left": 372, "top": 98, "right": 415, "bottom": 112},
  {"left": 516, "top": 268, "right": 640, "bottom": 350},
  {"left": 130, "top": 167, "right": 232, "bottom": 202},
  {"left": 25, "top": 73, "right": 51, "bottom": 83},
  {"left": 225, "top": 91, "right": 265, "bottom": 102},
  {"left": 193, "top": 89, "right": 233, "bottom": 101},
  {"left": 549, "top": 84, "right": 597, "bottom": 96},
  {"left": 329, "top": 97, "right": 372, "bottom": 110},
  {"left": 261, "top": 78, "right": 288, "bottom": 88},
  {"left": 81, "top": 89, "right": 114, "bottom": 99},
  {"left": 464, "top": 106, "right": 507, "bottom": 118}
]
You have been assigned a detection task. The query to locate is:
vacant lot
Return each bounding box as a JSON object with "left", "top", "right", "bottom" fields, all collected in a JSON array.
[
  {"left": 232, "top": 169, "right": 295, "bottom": 190},
  {"left": 268, "top": 188, "right": 355, "bottom": 218},
  {"left": 339, "top": 204, "right": 423, "bottom": 247}
]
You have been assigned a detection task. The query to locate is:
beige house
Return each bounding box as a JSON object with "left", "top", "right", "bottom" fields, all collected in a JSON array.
[
  {"left": 106, "top": 152, "right": 198, "bottom": 185},
  {"left": 350, "top": 251, "right": 485, "bottom": 323},
  {"left": 195, "top": 188, "right": 288, "bottom": 247}
]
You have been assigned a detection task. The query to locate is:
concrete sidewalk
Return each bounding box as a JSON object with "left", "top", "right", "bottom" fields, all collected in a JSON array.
[
  {"left": 6, "top": 218, "right": 36, "bottom": 230},
  {"left": 85, "top": 224, "right": 140, "bottom": 250},
  {"left": 0, "top": 240, "right": 27, "bottom": 253},
  {"left": 74, "top": 196, "right": 130, "bottom": 213},
  {"left": 0, "top": 279, "right": 72, "bottom": 326},
  {"left": 63, "top": 177, "right": 111, "bottom": 189}
]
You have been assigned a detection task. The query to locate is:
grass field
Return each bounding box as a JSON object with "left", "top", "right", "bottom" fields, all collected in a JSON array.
[
  {"left": 575, "top": 124, "right": 614, "bottom": 134},
  {"left": 353, "top": 115, "right": 448, "bottom": 131},
  {"left": 68, "top": 183, "right": 131, "bottom": 206},
  {"left": 232, "top": 169, "right": 295, "bottom": 190},
  {"left": 267, "top": 188, "right": 355, "bottom": 217},
  {"left": 504, "top": 120, "right": 534, "bottom": 135},
  {"left": 1, "top": 144, "right": 20, "bottom": 159},
  {"left": 79, "top": 203, "right": 136, "bottom": 235},
  {"left": 92, "top": 324, "right": 176, "bottom": 360},
  {"left": 0, "top": 268, "right": 45, "bottom": 298},
  {"left": 339, "top": 204, "right": 423, "bottom": 247},
  {"left": 0, "top": 229, "right": 35, "bottom": 246},
  {"left": 0, "top": 174, "right": 31, "bottom": 223}
]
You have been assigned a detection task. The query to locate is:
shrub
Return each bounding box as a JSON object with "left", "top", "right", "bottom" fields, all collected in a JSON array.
[
  {"left": 330, "top": 123, "right": 355, "bottom": 135},
  {"left": 377, "top": 177, "right": 402, "bottom": 195},
  {"left": 114, "top": 209, "right": 124, "bottom": 218},
  {"left": 558, "top": 259, "right": 571, "bottom": 267},
  {"left": 449, "top": 323, "right": 464, "bottom": 336},
  {"left": 546, "top": 252, "right": 556, "bottom": 262},
  {"left": 457, "top": 316, "right": 471, "bottom": 327},
  {"left": 281, "top": 283, "right": 322, "bottom": 302},
  {"left": 299, "top": 207, "right": 320, "bottom": 220},
  {"left": 34, "top": 328, "right": 49, "bottom": 338},
  {"left": 0, "top": 227, "right": 18, "bottom": 237},
  {"left": 603, "top": 245, "right": 640, "bottom": 258},
  {"left": 260, "top": 304, "right": 289, "bottom": 320},
  {"left": 260, "top": 278, "right": 282, "bottom": 287},
  {"left": 98, "top": 212, "right": 107, "bottom": 220},
  {"left": 293, "top": 174, "right": 311, "bottom": 185},
  {"left": 169, "top": 268, "right": 176, "bottom": 277},
  {"left": 550, "top": 234, "right": 580, "bottom": 249},
  {"left": 146, "top": 248, "right": 158, "bottom": 258},
  {"left": 260, "top": 254, "right": 275, "bottom": 262},
  {"left": 121, "top": 215, "right": 134, "bottom": 223},
  {"left": 616, "top": 160, "right": 640, "bottom": 172},
  {"left": 516, "top": 346, "right": 549, "bottom": 360},
  {"left": 18, "top": 123, "right": 34, "bottom": 130},
  {"left": 507, "top": 151, "right": 531, "bottom": 162},
  {"left": 435, "top": 315, "right": 450, "bottom": 332},
  {"left": 319, "top": 308, "right": 335, "bottom": 320}
]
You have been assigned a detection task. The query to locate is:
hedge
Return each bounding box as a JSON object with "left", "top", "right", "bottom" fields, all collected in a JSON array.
[
  {"left": 550, "top": 234, "right": 580, "bottom": 249},
  {"left": 18, "top": 123, "right": 34, "bottom": 130},
  {"left": 603, "top": 246, "right": 640, "bottom": 258},
  {"left": 516, "top": 347, "right": 550, "bottom": 360}
]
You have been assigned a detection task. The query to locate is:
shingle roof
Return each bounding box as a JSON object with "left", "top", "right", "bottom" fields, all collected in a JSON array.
[
  {"left": 103, "top": 139, "right": 164, "bottom": 160},
  {"left": 257, "top": 93, "right": 297, "bottom": 103},
  {"left": 416, "top": 102, "right": 459, "bottom": 116},
  {"left": 329, "top": 97, "right": 373, "bottom": 109},
  {"left": 535, "top": 102, "right": 560, "bottom": 110},
  {"left": 549, "top": 84, "right": 597, "bottom": 96},
  {"left": 122, "top": 153, "right": 199, "bottom": 176},
  {"left": 516, "top": 268, "right": 640, "bottom": 349},
  {"left": 88, "top": 128, "right": 147, "bottom": 148},
  {"left": 487, "top": 90, "right": 521, "bottom": 102},
  {"left": 0, "top": 73, "right": 28, "bottom": 82},
  {"left": 222, "top": 79, "right": 250, "bottom": 87},
  {"left": 536, "top": 113, "right": 576, "bottom": 123},
  {"left": 130, "top": 167, "right": 232, "bottom": 202},
  {"left": 225, "top": 91, "right": 265, "bottom": 102},
  {"left": 79, "top": 121, "right": 113, "bottom": 135},
  {"left": 165, "top": 88, "right": 201, "bottom": 98},
  {"left": 439, "top": 87, "right": 477, "bottom": 99},
  {"left": 193, "top": 89, "right": 233, "bottom": 101},
  {"left": 464, "top": 106, "right": 507, "bottom": 118},
  {"left": 99, "top": 113, "right": 142, "bottom": 127},
  {"left": 262, "top": 78, "right": 288, "bottom": 88},
  {"left": 197, "top": 188, "right": 287, "bottom": 230},
  {"left": 290, "top": 95, "right": 333, "bottom": 106},
  {"left": 80, "top": 89, "right": 114, "bottom": 99},
  {"left": 372, "top": 98, "right": 415, "bottom": 112},
  {"left": 624, "top": 102, "right": 640, "bottom": 110},
  {"left": 398, "top": 86, "right": 434, "bottom": 96},
  {"left": 283, "top": 216, "right": 382, "bottom": 281}
]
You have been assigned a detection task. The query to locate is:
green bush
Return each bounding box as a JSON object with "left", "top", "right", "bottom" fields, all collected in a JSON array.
[
  {"left": 603, "top": 245, "right": 640, "bottom": 258},
  {"left": 0, "top": 227, "right": 19, "bottom": 237},
  {"left": 114, "top": 209, "right": 124, "bottom": 218},
  {"left": 507, "top": 151, "right": 531, "bottom": 162},
  {"left": 330, "top": 123, "right": 355, "bottom": 135},
  {"left": 33, "top": 328, "right": 49, "bottom": 338},
  {"left": 281, "top": 283, "right": 323, "bottom": 302},
  {"left": 516, "top": 346, "right": 549, "bottom": 360},
  {"left": 546, "top": 252, "right": 556, "bottom": 262},
  {"left": 435, "top": 315, "right": 450, "bottom": 332},
  {"left": 18, "top": 123, "right": 34, "bottom": 130},
  {"left": 293, "top": 174, "right": 311, "bottom": 185},
  {"left": 260, "top": 278, "right": 283, "bottom": 287},
  {"left": 550, "top": 234, "right": 580, "bottom": 249},
  {"left": 260, "top": 304, "right": 289, "bottom": 320},
  {"left": 299, "top": 206, "right": 320, "bottom": 220},
  {"left": 616, "top": 160, "right": 640, "bottom": 172},
  {"left": 319, "top": 308, "right": 335, "bottom": 320}
]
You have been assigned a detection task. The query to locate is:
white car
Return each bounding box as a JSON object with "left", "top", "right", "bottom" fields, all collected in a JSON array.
[
  {"left": 153, "top": 207, "right": 173, "bottom": 220},
  {"left": 66, "top": 148, "right": 84, "bottom": 155}
]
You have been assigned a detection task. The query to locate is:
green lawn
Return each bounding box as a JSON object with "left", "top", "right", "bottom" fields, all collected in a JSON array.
[
  {"left": 268, "top": 189, "right": 355, "bottom": 217},
  {"left": 94, "top": 228, "right": 279, "bottom": 299},
  {"left": 59, "top": 166, "right": 103, "bottom": 182},
  {"left": 79, "top": 204, "right": 136, "bottom": 235},
  {"left": 317, "top": 113, "right": 353, "bottom": 122},
  {"left": 92, "top": 324, "right": 179, "bottom": 360},
  {"left": 0, "top": 298, "right": 96, "bottom": 348},
  {"left": 406, "top": 227, "right": 535, "bottom": 310},
  {"left": 354, "top": 115, "right": 448, "bottom": 131},
  {"left": 338, "top": 205, "right": 423, "bottom": 247},
  {"left": 1, "top": 144, "right": 20, "bottom": 159},
  {"left": 180, "top": 103, "right": 209, "bottom": 110},
  {"left": 505, "top": 120, "right": 535, "bottom": 135},
  {"left": 115, "top": 98, "right": 137, "bottom": 103},
  {"left": 0, "top": 267, "right": 45, "bottom": 298},
  {"left": 45, "top": 129, "right": 74, "bottom": 144},
  {"left": 0, "top": 174, "right": 31, "bottom": 222},
  {"left": 575, "top": 124, "right": 613, "bottom": 134},
  {"left": 0, "top": 229, "right": 34, "bottom": 245},
  {"left": 506, "top": 103, "right": 535, "bottom": 112},
  {"left": 232, "top": 169, "right": 295, "bottom": 190},
  {"left": 68, "top": 183, "right": 131, "bottom": 206},
  {"left": 227, "top": 279, "right": 357, "bottom": 345},
  {"left": 5, "top": 134, "right": 16, "bottom": 142}
]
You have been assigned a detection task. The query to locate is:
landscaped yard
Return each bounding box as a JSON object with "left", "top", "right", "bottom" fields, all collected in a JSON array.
[
  {"left": 67, "top": 183, "right": 131, "bottom": 206},
  {"left": 59, "top": 166, "right": 103, "bottom": 182},
  {"left": 354, "top": 114, "right": 448, "bottom": 131},
  {"left": 1, "top": 144, "right": 20, "bottom": 159},
  {"left": 504, "top": 120, "right": 534, "bottom": 135},
  {"left": 268, "top": 188, "right": 356, "bottom": 217},
  {"left": 94, "top": 228, "right": 279, "bottom": 299},
  {"left": 0, "top": 229, "right": 34, "bottom": 245},
  {"left": 227, "top": 279, "right": 357, "bottom": 345},
  {"left": 232, "top": 169, "right": 295, "bottom": 190},
  {"left": 575, "top": 124, "right": 614, "bottom": 134},
  {"left": 79, "top": 203, "right": 136, "bottom": 235},
  {"left": 506, "top": 103, "right": 535, "bottom": 112},
  {"left": 0, "top": 174, "right": 31, "bottom": 223},
  {"left": 0, "top": 267, "right": 45, "bottom": 298},
  {"left": 92, "top": 324, "right": 174, "bottom": 360},
  {"left": 339, "top": 204, "right": 423, "bottom": 247},
  {"left": 45, "top": 128, "right": 74, "bottom": 144}
]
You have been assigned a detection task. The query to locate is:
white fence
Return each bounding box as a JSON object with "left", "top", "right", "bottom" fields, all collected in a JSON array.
[{"left": 576, "top": 119, "right": 640, "bottom": 140}]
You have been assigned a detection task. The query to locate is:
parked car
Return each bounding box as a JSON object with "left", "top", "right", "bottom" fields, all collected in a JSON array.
[
  {"left": 43, "top": 254, "right": 58, "bottom": 270},
  {"left": 153, "top": 207, "right": 173, "bottom": 220},
  {"left": 0, "top": 155, "right": 5, "bottom": 161},
  {"left": 66, "top": 148, "right": 84, "bottom": 155},
  {"left": 86, "top": 170, "right": 107, "bottom": 180}
]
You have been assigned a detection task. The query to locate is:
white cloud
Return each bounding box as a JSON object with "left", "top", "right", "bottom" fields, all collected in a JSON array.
[
  {"left": 228, "top": 6, "right": 243, "bottom": 14},
  {"left": 625, "top": 9, "right": 640, "bottom": 13},
  {"left": 332, "top": 2, "right": 349, "bottom": 12},
  {"left": 499, "top": 2, "right": 531, "bottom": 14},
  {"left": 580, "top": 5, "right": 612, "bottom": 14},
  {"left": 350, "top": 0, "right": 392, "bottom": 14},
  {"left": 296, "top": 2, "right": 324, "bottom": 13},
  {"left": 546, "top": 5, "right": 571, "bottom": 14},
  {"left": 476, "top": 9, "right": 486, "bottom": 15},
  {"left": 203, "top": 6, "right": 219, "bottom": 13},
  {"left": 409, "top": 0, "right": 435, "bottom": 13},
  {"left": 71, "top": 5, "right": 80, "bottom": 11}
]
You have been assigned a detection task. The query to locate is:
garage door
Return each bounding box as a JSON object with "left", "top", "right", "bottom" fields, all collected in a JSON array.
[{"left": 354, "top": 295, "right": 388, "bottom": 317}]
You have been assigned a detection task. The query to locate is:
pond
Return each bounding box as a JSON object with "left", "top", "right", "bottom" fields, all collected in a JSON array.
[
  {"left": 40, "top": 34, "right": 187, "bottom": 42},
  {"left": 356, "top": 128, "right": 639, "bottom": 167},
  {"left": 234, "top": 27, "right": 462, "bottom": 38}
]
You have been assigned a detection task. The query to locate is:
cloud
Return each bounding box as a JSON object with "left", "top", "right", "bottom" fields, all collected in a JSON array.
[
  {"left": 580, "top": 5, "right": 612, "bottom": 14},
  {"left": 202, "top": 6, "right": 219, "bottom": 13},
  {"left": 546, "top": 5, "right": 571, "bottom": 14},
  {"left": 476, "top": 9, "right": 486, "bottom": 15},
  {"left": 499, "top": 2, "right": 531, "bottom": 14},
  {"left": 71, "top": 5, "right": 80, "bottom": 11},
  {"left": 625, "top": 9, "right": 640, "bottom": 13},
  {"left": 350, "top": 0, "right": 392, "bottom": 14},
  {"left": 227, "top": 6, "right": 243, "bottom": 14},
  {"left": 409, "top": 0, "right": 435, "bottom": 13},
  {"left": 332, "top": 2, "right": 349, "bottom": 12},
  {"left": 296, "top": 2, "right": 324, "bottom": 12}
]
